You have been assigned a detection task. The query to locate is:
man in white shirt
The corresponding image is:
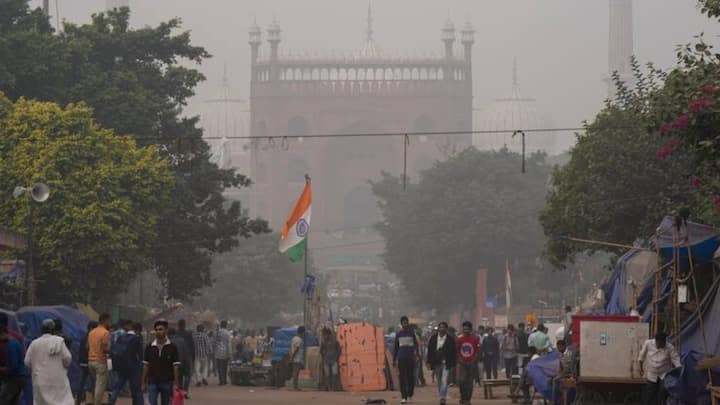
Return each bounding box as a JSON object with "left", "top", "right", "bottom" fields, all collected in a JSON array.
[
  {"left": 289, "top": 327, "right": 306, "bottom": 391},
  {"left": 638, "top": 332, "right": 680, "bottom": 405}
]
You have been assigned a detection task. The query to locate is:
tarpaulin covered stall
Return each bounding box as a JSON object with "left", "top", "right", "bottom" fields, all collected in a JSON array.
[
  {"left": 17, "top": 305, "right": 90, "bottom": 396},
  {"left": 271, "top": 327, "right": 319, "bottom": 362}
]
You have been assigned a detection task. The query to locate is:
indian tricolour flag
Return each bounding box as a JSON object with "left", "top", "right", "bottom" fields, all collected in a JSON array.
[{"left": 279, "top": 178, "right": 311, "bottom": 262}]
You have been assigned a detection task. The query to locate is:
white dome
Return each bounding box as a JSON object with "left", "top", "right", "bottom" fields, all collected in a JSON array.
[{"left": 473, "top": 62, "right": 564, "bottom": 155}]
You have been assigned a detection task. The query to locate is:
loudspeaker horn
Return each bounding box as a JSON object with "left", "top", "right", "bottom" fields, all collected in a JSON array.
[{"left": 30, "top": 183, "right": 50, "bottom": 203}]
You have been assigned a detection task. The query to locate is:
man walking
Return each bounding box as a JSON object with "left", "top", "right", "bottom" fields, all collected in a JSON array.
[
  {"left": 319, "top": 328, "right": 341, "bottom": 391},
  {"left": 456, "top": 321, "right": 480, "bottom": 405},
  {"left": 213, "top": 321, "right": 231, "bottom": 386},
  {"left": 193, "top": 325, "right": 211, "bottom": 386},
  {"left": 638, "top": 332, "right": 680, "bottom": 405},
  {"left": 426, "top": 321, "right": 456, "bottom": 405},
  {"left": 24, "top": 319, "right": 74, "bottom": 405},
  {"left": 516, "top": 323, "right": 529, "bottom": 370},
  {"left": 501, "top": 325, "right": 519, "bottom": 378},
  {"left": 481, "top": 327, "right": 499, "bottom": 380},
  {"left": 393, "top": 316, "right": 419, "bottom": 404},
  {"left": 109, "top": 319, "right": 143, "bottom": 405},
  {"left": 88, "top": 313, "right": 111, "bottom": 405},
  {"left": 0, "top": 321, "right": 25, "bottom": 404},
  {"left": 142, "top": 320, "right": 180, "bottom": 405},
  {"left": 75, "top": 321, "right": 97, "bottom": 405},
  {"left": 289, "top": 326, "right": 306, "bottom": 390},
  {"left": 176, "top": 319, "right": 195, "bottom": 394}
]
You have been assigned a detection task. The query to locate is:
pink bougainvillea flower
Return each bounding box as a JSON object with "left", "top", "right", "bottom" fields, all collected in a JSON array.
[
  {"left": 691, "top": 176, "right": 702, "bottom": 188},
  {"left": 659, "top": 123, "right": 672, "bottom": 135},
  {"left": 702, "top": 84, "right": 719, "bottom": 95},
  {"left": 672, "top": 114, "right": 690, "bottom": 129},
  {"left": 689, "top": 98, "right": 712, "bottom": 113},
  {"left": 656, "top": 137, "right": 680, "bottom": 160}
]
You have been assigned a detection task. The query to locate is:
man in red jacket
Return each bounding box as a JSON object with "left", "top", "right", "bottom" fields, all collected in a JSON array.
[{"left": 456, "top": 321, "right": 481, "bottom": 405}]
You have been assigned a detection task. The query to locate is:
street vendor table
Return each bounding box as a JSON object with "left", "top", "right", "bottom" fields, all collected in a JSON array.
[
  {"left": 229, "top": 365, "right": 271, "bottom": 386},
  {"left": 575, "top": 376, "right": 645, "bottom": 404}
]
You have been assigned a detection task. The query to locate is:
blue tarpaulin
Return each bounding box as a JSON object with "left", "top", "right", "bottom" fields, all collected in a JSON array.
[
  {"left": 0, "top": 308, "right": 20, "bottom": 334},
  {"left": 271, "top": 327, "right": 319, "bottom": 362},
  {"left": 665, "top": 350, "right": 720, "bottom": 405},
  {"left": 527, "top": 351, "right": 558, "bottom": 401},
  {"left": 17, "top": 305, "right": 90, "bottom": 397},
  {"left": 601, "top": 216, "right": 720, "bottom": 404}
]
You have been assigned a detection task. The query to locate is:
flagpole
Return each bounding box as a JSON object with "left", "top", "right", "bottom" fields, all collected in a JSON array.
[
  {"left": 303, "top": 174, "right": 311, "bottom": 328},
  {"left": 304, "top": 232, "right": 309, "bottom": 328}
]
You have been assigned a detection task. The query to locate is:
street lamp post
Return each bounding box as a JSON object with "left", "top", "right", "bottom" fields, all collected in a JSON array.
[{"left": 13, "top": 183, "right": 50, "bottom": 306}]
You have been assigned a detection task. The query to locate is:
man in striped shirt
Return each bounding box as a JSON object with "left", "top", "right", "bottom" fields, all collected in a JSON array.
[{"left": 193, "top": 325, "right": 211, "bottom": 386}]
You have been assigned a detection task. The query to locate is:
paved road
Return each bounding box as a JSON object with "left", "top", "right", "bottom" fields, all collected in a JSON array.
[{"left": 116, "top": 383, "right": 516, "bottom": 404}]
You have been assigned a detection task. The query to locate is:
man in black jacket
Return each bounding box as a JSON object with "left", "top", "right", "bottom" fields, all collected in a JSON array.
[
  {"left": 75, "top": 321, "right": 98, "bottom": 405},
  {"left": 426, "top": 322, "right": 456, "bottom": 405}
]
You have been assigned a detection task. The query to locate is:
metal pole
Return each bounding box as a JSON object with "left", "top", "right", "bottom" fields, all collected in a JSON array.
[
  {"left": 303, "top": 235, "right": 309, "bottom": 328},
  {"left": 26, "top": 203, "right": 36, "bottom": 306},
  {"left": 42, "top": 0, "right": 50, "bottom": 15}
]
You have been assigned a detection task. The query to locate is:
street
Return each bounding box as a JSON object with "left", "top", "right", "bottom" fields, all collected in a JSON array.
[{"left": 116, "top": 383, "right": 515, "bottom": 405}]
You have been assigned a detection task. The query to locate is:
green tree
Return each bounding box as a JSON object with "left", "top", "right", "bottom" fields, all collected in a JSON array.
[
  {"left": 0, "top": 94, "right": 173, "bottom": 304},
  {"left": 371, "top": 148, "right": 551, "bottom": 313},
  {"left": 0, "top": 3, "right": 269, "bottom": 299},
  {"left": 194, "top": 233, "right": 306, "bottom": 323}
]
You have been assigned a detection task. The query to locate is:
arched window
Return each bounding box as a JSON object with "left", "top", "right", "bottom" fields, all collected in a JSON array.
[
  {"left": 330, "top": 68, "right": 338, "bottom": 80},
  {"left": 349, "top": 68, "right": 357, "bottom": 80}
]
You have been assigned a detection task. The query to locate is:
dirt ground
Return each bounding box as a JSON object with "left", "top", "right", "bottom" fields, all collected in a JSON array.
[{"left": 116, "top": 383, "right": 517, "bottom": 404}]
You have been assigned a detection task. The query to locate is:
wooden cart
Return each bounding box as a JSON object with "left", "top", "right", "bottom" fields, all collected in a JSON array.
[{"left": 574, "top": 376, "right": 645, "bottom": 404}]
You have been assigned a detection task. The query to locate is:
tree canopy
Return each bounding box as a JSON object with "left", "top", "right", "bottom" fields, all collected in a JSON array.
[
  {"left": 372, "top": 148, "right": 551, "bottom": 313},
  {"left": 193, "top": 233, "right": 306, "bottom": 323},
  {"left": 0, "top": 94, "right": 173, "bottom": 304},
  {"left": 0, "top": 2, "right": 268, "bottom": 300},
  {"left": 540, "top": 66, "right": 697, "bottom": 266}
]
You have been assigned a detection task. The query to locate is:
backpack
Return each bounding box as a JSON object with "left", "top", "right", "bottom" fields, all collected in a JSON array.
[{"left": 111, "top": 334, "right": 133, "bottom": 370}]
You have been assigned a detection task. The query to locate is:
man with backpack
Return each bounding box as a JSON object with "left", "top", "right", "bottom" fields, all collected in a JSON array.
[{"left": 109, "top": 319, "right": 144, "bottom": 405}]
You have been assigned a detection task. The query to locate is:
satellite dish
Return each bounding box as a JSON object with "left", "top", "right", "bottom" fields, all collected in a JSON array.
[{"left": 30, "top": 183, "right": 50, "bottom": 203}]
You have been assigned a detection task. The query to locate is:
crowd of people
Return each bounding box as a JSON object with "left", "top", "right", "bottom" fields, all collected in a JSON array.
[
  {"left": 389, "top": 315, "right": 574, "bottom": 405},
  {"left": 0, "top": 312, "right": 273, "bottom": 405}
]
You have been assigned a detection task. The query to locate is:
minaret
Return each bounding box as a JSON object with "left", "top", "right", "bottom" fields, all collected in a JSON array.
[
  {"left": 461, "top": 20, "right": 475, "bottom": 90},
  {"left": 607, "top": 0, "right": 634, "bottom": 96},
  {"left": 248, "top": 19, "right": 262, "bottom": 83},
  {"left": 441, "top": 17, "right": 456, "bottom": 81},
  {"left": 267, "top": 19, "right": 282, "bottom": 81}
]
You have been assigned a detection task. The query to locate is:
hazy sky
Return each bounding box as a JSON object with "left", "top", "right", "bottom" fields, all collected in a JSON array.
[{"left": 32, "top": 0, "right": 720, "bottom": 128}]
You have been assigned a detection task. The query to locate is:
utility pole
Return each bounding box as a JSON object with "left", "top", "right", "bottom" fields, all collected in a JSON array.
[{"left": 43, "top": 0, "right": 50, "bottom": 15}]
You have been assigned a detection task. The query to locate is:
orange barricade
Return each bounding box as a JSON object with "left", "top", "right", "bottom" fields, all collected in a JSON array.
[{"left": 336, "top": 322, "right": 387, "bottom": 391}]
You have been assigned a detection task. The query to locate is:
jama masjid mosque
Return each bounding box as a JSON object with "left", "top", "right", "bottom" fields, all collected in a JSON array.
[{"left": 244, "top": 1, "right": 634, "bottom": 322}]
